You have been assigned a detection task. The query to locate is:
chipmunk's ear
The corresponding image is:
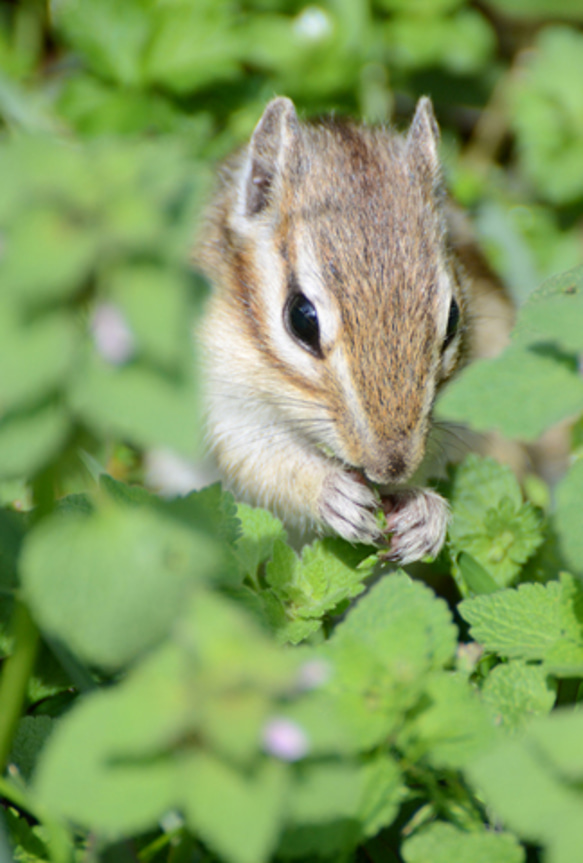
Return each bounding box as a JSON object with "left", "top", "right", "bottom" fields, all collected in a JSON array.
[
  {"left": 243, "top": 97, "right": 300, "bottom": 217},
  {"left": 406, "top": 97, "right": 441, "bottom": 184}
]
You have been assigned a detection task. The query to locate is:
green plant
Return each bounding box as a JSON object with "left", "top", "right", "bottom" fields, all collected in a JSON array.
[{"left": 1, "top": 2, "right": 583, "bottom": 862}]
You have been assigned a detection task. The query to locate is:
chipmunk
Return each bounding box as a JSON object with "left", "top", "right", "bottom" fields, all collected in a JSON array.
[{"left": 196, "top": 96, "right": 470, "bottom": 564}]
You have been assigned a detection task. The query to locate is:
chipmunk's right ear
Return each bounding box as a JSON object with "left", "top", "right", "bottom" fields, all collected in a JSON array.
[
  {"left": 406, "top": 97, "right": 441, "bottom": 186},
  {"left": 242, "top": 97, "right": 300, "bottom": 217}
]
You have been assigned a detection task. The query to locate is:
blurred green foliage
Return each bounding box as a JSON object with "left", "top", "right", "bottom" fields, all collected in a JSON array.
[{"left": 1, "top": 2, "right": 583, "bottom": 863}]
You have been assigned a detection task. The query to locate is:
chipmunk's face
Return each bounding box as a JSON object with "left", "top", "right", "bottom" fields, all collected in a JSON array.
[
  {"left": 274, "top": 213, "right": 465, "bottom": 486},
  {"left": 210, "top": 97, "right": 467, "bottom": 489}
]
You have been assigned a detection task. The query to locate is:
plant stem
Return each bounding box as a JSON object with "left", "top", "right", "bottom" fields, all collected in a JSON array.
[{"left": 0, "top": 601, "right": 40, "bottom": 771}]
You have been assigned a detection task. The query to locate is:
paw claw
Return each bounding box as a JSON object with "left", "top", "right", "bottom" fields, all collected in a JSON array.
[
  {"left": 319, "top": 471, "right": 382, "bottom": 545},
  {"left": 380, "top": 488, "right": 449, "bottom": 564}
]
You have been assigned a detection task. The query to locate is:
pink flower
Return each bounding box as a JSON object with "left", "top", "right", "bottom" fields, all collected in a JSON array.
[
  {"left": 262, "top": 717, "right": 309, "bottom": 761},
  {"left": 91, "top": 303, "right": 134, "bottom": 365}
]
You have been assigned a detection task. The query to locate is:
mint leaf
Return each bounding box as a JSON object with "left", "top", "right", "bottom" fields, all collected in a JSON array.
[
  {"left": 264, "top": 538, "right": 377, "bottom": 644},
  {"left": 33, "top": 647, "right": 184, "bottom": 837},
  {"left": 280, "top": 755, "right": 403, "bottom": 858},
  {"left": 448, "top": 455, "right": 544, "bottom": 588},
  {"left": 332, "top": 572, "right": 458, "bottom": 678},
  {"left": 235, "top": 503, "right": 287, "bottom": 580},
  {"left": 402, "top": 821, "right": 525, "bottom": 863},
  {"left": 437, "top": 267, "right": 583, "bottom": 439},
  {"left": 555, "top": 457, "right": 583, "bottom": 577},
  {"left": 466, "top": 710, "right": 583, "bottom": 863},
  {"left": 0, "top": 405, "right": 70, "bottom": 481},
  {"left": 459, "top": 573, "right": 583, "bottom": 673},
  {"left": 513, "top": 266, "right": 583, "bottom": 353},
  {"left": 22, "top": 503, "right": 220, "bottom": 668},
  {"left": 182, "top": 754, "right": 288, "bottom": 863},
  {"left": 400, "top": 672, "right": 496, "bottom": 769},
  {"left": 481, "top": 660, "right": 556, "bottom": 731},
  {"left": 436, "top": 343, "right": 583, "bottom": 440}
]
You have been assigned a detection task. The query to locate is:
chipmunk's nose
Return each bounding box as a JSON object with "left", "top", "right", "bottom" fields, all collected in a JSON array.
[{"left": 363, "top": 450, "right": 409, "bottom": 485}]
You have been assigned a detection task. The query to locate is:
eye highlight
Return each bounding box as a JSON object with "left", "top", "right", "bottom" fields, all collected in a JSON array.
[
  {"left": 443, "top": 296, "right": 460, "bottom": 351},
  {"left": 285, "top": 292, "right": 321, "bottom": 356}
]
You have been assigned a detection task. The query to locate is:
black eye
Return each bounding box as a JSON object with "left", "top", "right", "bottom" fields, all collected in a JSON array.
[
  {"left": 443, "top": 297, "right": 460, "bottom": 351},
  {"left": 286, "top": 292, "right": 321, "bottom": 355}
]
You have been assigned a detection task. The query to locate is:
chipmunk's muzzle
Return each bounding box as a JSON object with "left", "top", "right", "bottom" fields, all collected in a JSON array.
[{"left": 360, "top": 434, "right": 426, "bottom": 486}]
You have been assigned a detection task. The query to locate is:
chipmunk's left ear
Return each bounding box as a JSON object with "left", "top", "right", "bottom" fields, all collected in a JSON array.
[{"left": 406, "top": 97, "right": 441, "bottom": 183}]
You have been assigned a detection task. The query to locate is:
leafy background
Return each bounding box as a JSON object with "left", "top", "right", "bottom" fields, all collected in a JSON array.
[{"left": 1, "top": 1, "right": 583, "bottom": 863}]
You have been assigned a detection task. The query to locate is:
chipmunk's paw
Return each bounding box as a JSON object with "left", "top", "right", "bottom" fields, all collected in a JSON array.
[
  {"left": 320, "top": 471, "right": 382, "bottom": 546},
  {"left": 381, "top": 488, "right": 449, "bottom": 565}
]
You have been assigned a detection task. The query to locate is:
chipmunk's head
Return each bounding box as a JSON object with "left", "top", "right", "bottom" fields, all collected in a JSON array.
[{"left": 215, "top": 96, "right": 468, "bottom": 487}]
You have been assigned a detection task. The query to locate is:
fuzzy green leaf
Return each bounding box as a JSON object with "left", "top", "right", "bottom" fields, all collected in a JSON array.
[
  {"left": 459, "top": 573, "right": 583, "bottom": 673},
  {"left": 467, "top": 710, "right": 583, "bottom": 863},
  {"left": 554, "top": 457, "right": 583, "bottom": 576},
  {"left": 436, "top": 343, "right": 583, "bottom": 440},
  {"left": 0, "top": 306, "right": 79, "bottom": 413},
  {"left": 279, "top": 755, "right": 403, "bottom": 858},
  {"left": 402, "top": 821, "right": 525, "bottom": 863},
  {"left": 33, "top": 649, "right": 182, "bottom": 837},
  {"left": 332, "top": 572, "right": 458, "bottom": 679},
  {"left": 264, "top": 538, "right": 377, "bottom": 644},
  {"left": 70, "top": 353, "right": 202, "bottom": 458},
  {"left": 512, "top": 266, "right": 583, "bottom": 353},
  {"left": 481, "top": 660, "right": 556, "bottom": 732},
  {"left": 22, "top": 503, "right": 220, "bottom": 668},
  {"left": 1, "top": 205, "right": 99, "bottom": 304},
  {"left": 400, "top": 672, "right": 496, "bottom": 768},
  {"left": 0, "top": 404, "right": 70, "bottom": 480},
  {"left": 235, "top": 503, "right": 287, "bottom": 579},
  {"left": 448, "top": 455, "right": 544, "bottom": 588},
  {"left": 182, "top": 753, "right": 288, "bottom": 863}
]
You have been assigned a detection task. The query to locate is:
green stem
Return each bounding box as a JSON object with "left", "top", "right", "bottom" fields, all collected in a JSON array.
[{"left": 0, "top": 602, "right": 40, "bottom": 772}]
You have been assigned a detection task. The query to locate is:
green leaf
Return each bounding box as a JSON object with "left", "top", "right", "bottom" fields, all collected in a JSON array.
[
  {"left": 144, "top": 4, "right": 241, "bottom": 93},
  {"left": 9, "top": 716, "right": 54, "bottom": 782},
  {"left": 512, "top": 266, "right": 583, "bottom": 353},
  {"left": 0, "top": 404, "right": 70, "bottom": 481},
  {"left": 22, "top": 503, "right": 220, "bottom": 668},
  {"left": 70, "top": 353, "right": 202, "bottom": 458},
  {"left": 481, "top": 661, "right": 556, "bottom": 732},
  {"left": 181, "top": 753, "right": 288, "bottom": 863},
  {"left": 436, "top": 343, "right": 583, "bottom": 440},
  {"left": 264, "top": 538, "right": 377, "bottom": 644},
  {"left": 290, "top": 574, "right": 460, "bottom": 752},
  {"left": 1, "top": 205, "right": 99, "bottom": 304},
  {"left": 486, "top": 0, "right": 583, "bottom": 18},
  {"left": 0, "top": 307, "right": 79, "bottom": 413},
  {"left": 33, "top": 650, "right": 182, "bottom": 837},
  {"left": 466, "top": 710, "right": 583, "bottom": 863},
  {"left": 332, "top": 572, "right": 458, "bottom": 679},
  {"left": 53, "top": 0, "right": 152, "bottom": 87},
  {"left": 459, "top": 573, "right": 583, "bottom": 674},
  {"left": 4, "top": 807, "right": 50, "bottom": 863},
  {"left": 528, "top": 708, "right": 583, "bottom": 781},
  {"left": 400, "top": 672, "right": 496, "bottom": 769},
  {"left": 235, "top": 503, "right": 287, "bottom": 580},
  {"left": 448, "top": 455, "right": 544, "bottom": 588},
  {"left": 511, "top": 27, "right": 583, "bottom": 204},
  {"left": 457, "top": 552, "right": 500, "bottom": 595},
  {"left": 402, "top": 821, "right": 525, "bottom": 863},
  {"left": 554, "top": 457, "right": 583, "bottom": 576},
  {"left": 110, "top": 264, "right": 191, "bottom": 370},
  {"left": 278, "top": 755, "right": 403, "bottom": 858}
]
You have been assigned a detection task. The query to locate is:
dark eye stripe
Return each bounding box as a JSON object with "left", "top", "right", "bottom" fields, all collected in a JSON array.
[{"left": 285, "top": 292, "right": 322, "bottom": 356}]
